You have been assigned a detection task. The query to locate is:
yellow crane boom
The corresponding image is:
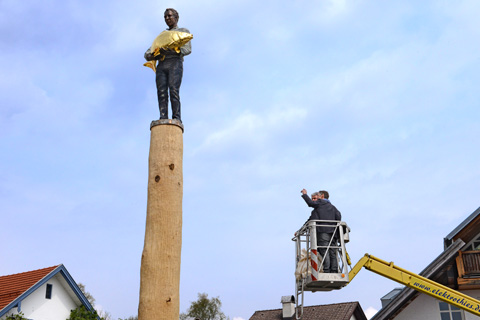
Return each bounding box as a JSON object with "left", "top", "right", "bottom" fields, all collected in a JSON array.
[{"left": 349, "top": 254, "right": 480, "bottom": 316}]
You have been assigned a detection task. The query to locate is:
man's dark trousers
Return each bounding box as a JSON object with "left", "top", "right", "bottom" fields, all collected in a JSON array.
[
  {"left": 318, "top": 232, "right": 338, "bottom": 273},
  {"left": 156, "top": 57, "right": 183, "bottom": 121}
]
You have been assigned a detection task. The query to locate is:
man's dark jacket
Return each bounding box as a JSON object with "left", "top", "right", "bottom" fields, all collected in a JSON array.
[{"left": 302, "top": 194, "right": 341, "bottom": 233}]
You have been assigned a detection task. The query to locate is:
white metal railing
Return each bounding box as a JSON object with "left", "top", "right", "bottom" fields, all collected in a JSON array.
[{"left": 292, "top": 220, "right": 351, "bottom": 319}]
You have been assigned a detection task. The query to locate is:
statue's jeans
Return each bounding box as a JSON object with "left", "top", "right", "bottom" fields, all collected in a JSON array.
[{"left": 156, "top": 57, "right": 183, "bottom": 121}]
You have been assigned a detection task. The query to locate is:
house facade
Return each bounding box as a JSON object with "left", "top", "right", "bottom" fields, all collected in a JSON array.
[
  {"left": 373, "top": 207, "right": 480, "bottom": 320},
  {"left": 0, "top": 265, "right": 95, "bottom": 320}
]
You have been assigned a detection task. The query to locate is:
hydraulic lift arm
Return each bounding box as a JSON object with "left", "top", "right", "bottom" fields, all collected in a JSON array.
[{"left": 348, "top": 254, "right": 480, "bottom": 316}]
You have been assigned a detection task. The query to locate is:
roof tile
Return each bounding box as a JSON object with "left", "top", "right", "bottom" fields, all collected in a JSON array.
[
  {"left": 0, "top": 266, "right": 59, "bottom": 310},
  {"left": 250, "top": 302, "right": 363, "bottom": 320}
]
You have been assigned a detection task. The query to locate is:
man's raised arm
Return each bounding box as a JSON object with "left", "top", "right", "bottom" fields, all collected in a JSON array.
[{"left": 301, "top": 189, "right": 318, "bottom": 208}]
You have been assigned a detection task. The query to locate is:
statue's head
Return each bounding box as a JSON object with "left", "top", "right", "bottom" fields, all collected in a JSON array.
[{"left": 164, "top": 8, "right": 179, "bottom": 29}]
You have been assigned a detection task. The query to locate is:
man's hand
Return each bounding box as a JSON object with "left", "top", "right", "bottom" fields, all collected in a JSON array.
[
  {"left": 144, "top": 52, "right": 155, "bottom": 61},
  {"left": 301, "top": 189, "right": 307, "bottom": 195}
]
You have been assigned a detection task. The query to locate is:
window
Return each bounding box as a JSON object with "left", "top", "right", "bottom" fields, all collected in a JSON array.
[
  {"left": 439, "top": 302, "right": 464, "bottom": 320},
  {"left": 45, "top": 284, "right": 52, "bottom": 299},
  {"left": 466, "top": 235, "right": 480, "bottom": 251}
]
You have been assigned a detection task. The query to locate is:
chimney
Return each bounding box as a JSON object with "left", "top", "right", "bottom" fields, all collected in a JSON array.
[{"left": 281, "top": 295, "right": 295, "bottom": 318}]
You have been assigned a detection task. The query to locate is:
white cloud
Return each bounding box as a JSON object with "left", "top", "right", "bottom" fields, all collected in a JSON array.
[
  {"left": 303, "top": 0, "right": 356, "bottom": 26},
  {"left": 365, "top": 306, "right": 378, "bottom": 319},
  {"left": 193, "top": 105, "right": 307, "bottom": 155},
  {"left": 0, "top": 65, "right": 50, "bottom": 121}
]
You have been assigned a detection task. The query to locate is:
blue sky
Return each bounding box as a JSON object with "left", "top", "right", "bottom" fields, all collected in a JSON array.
[{"left": 1, "top": 1, "right": 480, "bottom": 319}]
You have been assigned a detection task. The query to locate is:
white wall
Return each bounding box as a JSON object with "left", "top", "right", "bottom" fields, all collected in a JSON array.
[
  {"left": 392, "top": 289, "right": 480, "bottom": 320},
  {"left": 464, "top": 289, "right": 480, "bottom": 320},
  {"left": 393, "top": 294, "right": 441, "bottom": 320}
]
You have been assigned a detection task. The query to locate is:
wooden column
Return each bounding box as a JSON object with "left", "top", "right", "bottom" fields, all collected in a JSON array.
[{"left": 139, "top": 120, "right": 184, "bottom": 320}]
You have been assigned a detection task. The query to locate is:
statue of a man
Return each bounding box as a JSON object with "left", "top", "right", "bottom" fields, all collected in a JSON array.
[{"left": 144, "top": 8, "right": 192, "bottom": 123}]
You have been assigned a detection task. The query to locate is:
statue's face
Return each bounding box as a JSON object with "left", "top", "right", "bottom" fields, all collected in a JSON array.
[{"left": 164, "top": 10, "right": 178, "bottom": 29}]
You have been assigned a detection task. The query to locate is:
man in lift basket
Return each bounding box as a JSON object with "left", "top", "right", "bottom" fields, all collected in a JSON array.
[{"left": 301, "top": 188, "right": 342, "bottom": 273}]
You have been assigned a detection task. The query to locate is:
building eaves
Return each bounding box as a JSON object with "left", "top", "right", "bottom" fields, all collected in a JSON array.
[
  {"left": 370, "top": 238, "right": 464, "bottom": 320},
  {"left": 444, "top": 207, "right": 480, "bottom": 246}
]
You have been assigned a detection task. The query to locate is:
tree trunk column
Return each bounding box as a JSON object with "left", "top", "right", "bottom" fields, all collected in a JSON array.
[{"left": 139, "top": 120, "right": 184, "bottom": 320}]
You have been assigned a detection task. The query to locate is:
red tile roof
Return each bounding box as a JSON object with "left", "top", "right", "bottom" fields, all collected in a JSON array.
[
  {"left": 250, "top": 302, "right": 367, "bottom": 320},
  {"left": 0, "top": 266, "right": 59, "bottom": 310}
]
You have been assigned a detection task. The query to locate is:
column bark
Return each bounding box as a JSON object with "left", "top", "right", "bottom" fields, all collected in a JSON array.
[{"left": 139, "top": 120, "right": 184, "bottom": 320}]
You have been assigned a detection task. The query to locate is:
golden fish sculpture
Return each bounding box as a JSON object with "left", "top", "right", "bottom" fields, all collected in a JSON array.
[{"left": 143, "top": 30, "right": 193, "bottom": 72}]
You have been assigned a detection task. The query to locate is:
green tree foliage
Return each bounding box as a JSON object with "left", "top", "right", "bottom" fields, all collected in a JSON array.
[
  {"left": 180, "top": 293, "right": 228, "bottom": 320},
  {"left": 118, "top": 316, "right": 138, "bottom": 320},
  {"left": 5, "top": 312, "right": 28, "bottom": 320},
  {"left": 67, "top": 306, "right": 100, "bottom": 320},
  {"left": 98, "top": 311, "right": 112, "bottom": 320},
  {"left": 76, "top": 283, "right": 112, "bottom": 320},
  {"left": 78, "top": 283, "right": 96, "bottom": 307}
]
